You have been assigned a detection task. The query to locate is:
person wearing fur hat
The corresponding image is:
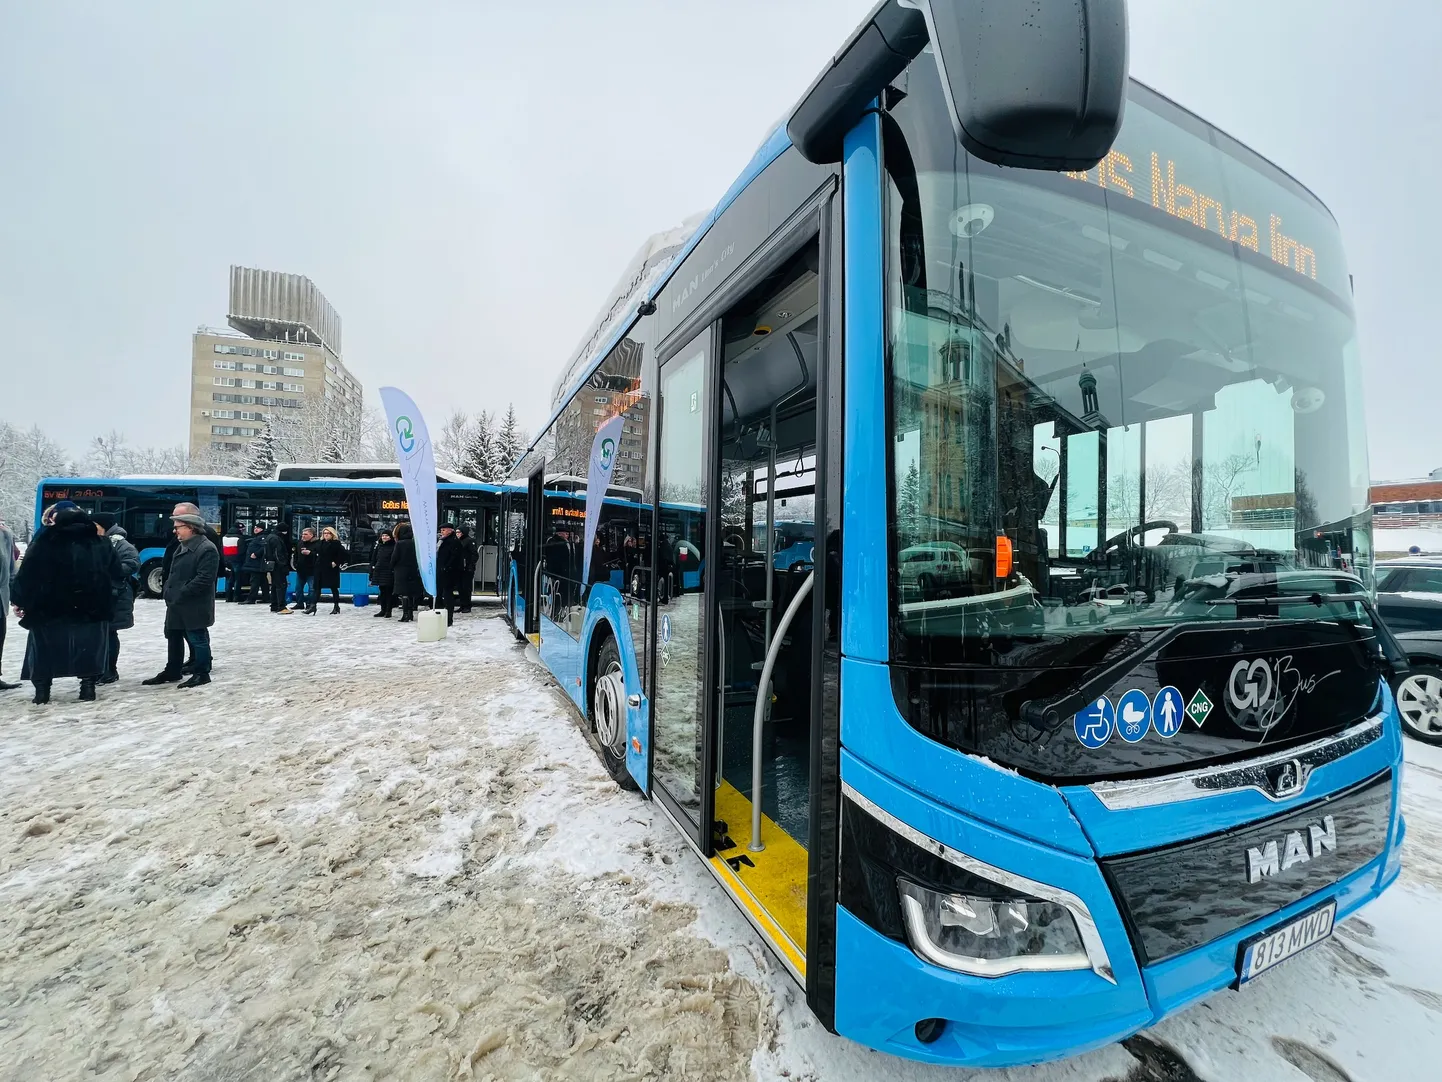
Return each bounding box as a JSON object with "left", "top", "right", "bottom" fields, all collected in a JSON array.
[
  {"left": 9, "top": 507, "right": 122, "bottom": 703},
  {"left": 144, "top": 513, "right": 218, "bottom": 689}
]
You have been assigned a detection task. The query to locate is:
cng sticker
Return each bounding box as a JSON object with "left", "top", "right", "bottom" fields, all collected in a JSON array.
[{"left": 1186, "top": 688, "right": 1214, "bottom": 728}]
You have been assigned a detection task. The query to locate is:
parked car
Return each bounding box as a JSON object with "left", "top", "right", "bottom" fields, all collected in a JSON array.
[
  {"left": 1374, "top": 556, "right": 1442, "bottom": 745},
  {"left": 1065, "top": 581, "right": 1146, "bottom": 625},
  {"left": 898, "top": 541, "right": 971, "bottom": 599}
]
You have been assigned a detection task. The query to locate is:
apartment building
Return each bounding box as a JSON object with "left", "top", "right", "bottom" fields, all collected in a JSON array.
[{"left": 188, "top": 266, "right": 363, "bottom": 459}]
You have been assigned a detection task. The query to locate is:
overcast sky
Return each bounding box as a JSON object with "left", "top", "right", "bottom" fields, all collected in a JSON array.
[{"left": 2, "top": 1, "right": 1438, "bottom": 480}]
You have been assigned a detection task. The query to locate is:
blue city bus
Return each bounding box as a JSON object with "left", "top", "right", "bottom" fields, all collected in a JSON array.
[
  {"left": 36, "top": 474, "right": 506, "bottom": 601},
  {"left": 502, "top": 1, "right": 1405, "bottom": 1067}
]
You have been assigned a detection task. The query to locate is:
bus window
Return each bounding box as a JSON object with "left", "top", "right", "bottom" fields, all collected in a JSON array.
[{"left": 128, "top": 508, "right": 171, "bottom": 543}]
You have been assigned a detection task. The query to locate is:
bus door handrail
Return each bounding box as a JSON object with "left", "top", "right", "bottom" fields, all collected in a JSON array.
[{"left": 749, "top": 569, "right": 814, "bottom": 852}]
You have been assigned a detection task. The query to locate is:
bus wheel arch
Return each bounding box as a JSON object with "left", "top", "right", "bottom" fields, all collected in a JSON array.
[
  {"left": 140, "top": 560, "right": 165, "bottom": 599},
  {"left": 587, "top": 624, "right": 639, "bottom": 791}
]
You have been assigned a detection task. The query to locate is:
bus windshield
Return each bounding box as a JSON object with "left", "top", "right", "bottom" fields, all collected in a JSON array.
[{"left": 884, "top": 63, "right": 1372, "bottom": 669}]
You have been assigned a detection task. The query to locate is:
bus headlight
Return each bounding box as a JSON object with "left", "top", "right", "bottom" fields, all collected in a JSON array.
[{"left": 897, "top": 878, "right": 1090, "bottom": 976}]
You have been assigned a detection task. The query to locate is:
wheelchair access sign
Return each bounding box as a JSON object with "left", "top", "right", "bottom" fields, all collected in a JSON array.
[{"left": 1074, "top": 696, "right": 1115, "bottom": 749}]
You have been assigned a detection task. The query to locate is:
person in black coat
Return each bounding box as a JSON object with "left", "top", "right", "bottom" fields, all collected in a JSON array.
[
  {"left": 159, "top": 501, "right": 224, "bottom": 674},
  {"left": 369, "top": 529, "right": 397, "bottom": 618},
  {"left": 264, "top": 524, "right": 294, "bottom": 613},
  {"left": 436, "top": 524, "right": 465, "bottom": 626},
  {"left": 314, "top": 527, "right": 347, "bottom": 614},
  {"left": 293, "top": 528, "right": 320, "bottom": 613},
  {"left": 239, "top": 524, "right": 268, "bottom": 604},
  {"left": 456, "top": 527, "right": 479, "bottom": 613},
  {"left": 92, "top": 513, "right": 139, "bottom": 684},
  {"left": 392, "top": 521, "right": 421, "bottom": 622},
  {"left": 10, "top": 508, "right": 122, "bottom": 704},
  {"left": 145, "top": 513, "right": 218, "bottom": 688}
]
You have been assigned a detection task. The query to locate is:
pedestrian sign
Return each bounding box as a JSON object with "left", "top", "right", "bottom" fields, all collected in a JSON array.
[
  {"left": 1153, "top": 686, "right": 1185, "bottom": 738},
  {"left": 1185, "top": 688, "right": 1213, "bottom": 728}
]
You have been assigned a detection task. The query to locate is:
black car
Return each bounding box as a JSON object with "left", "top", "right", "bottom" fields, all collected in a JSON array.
[{"left": 1375, "top": 556, "right": 1442, "bottom": 745}]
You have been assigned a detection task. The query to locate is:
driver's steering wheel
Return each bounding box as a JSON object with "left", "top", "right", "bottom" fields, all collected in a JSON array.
[{"left": 1090, "top": 519, "right": 1180, "bottom": 561}]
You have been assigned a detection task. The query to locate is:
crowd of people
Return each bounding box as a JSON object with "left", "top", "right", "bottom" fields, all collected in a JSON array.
[
  {"left": 221, "top": 516, "right": 480, "bottom": 625},
  {"left": 0, "top": 501, "right": 486, "bottom": 704}
]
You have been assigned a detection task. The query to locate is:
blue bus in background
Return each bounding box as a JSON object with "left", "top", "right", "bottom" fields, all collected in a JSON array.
[
  {"left": 37, "top": 472, "right": 505, "bottom": 601},
  {"left": 501, "top": 0, "right": 1404, "bottom": 1067}
]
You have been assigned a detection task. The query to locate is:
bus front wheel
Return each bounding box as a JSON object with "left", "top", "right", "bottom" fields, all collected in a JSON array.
[
  {"left": 140, "top": 561, "right": 165, "bottom": 599},
  {"left": 591, "top": 636, "right": 639, "bottom": 791}
]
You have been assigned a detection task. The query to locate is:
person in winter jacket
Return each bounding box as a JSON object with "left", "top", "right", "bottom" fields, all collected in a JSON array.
[
  {"left": 314, "top": 527, "right": 347, "bottom": 614},
  {"left": 264, "top": 524, "right": 294, "bottom": 614},
  {"left": 159, "top": 502, "right": 224, "bottom": 675},
  {"left": 436, "top": 524, "right": 465, "bottom": 626},
  {"left": 91, "top": 513, "right": 139, "bottom": 684},
  {"left": 240, "top": 523, "right": 269, "bottom": 604},
  {"left": 369, "top": 529, "right": 397, "bottom": 618},
  {"left": 456, "top": 527, "right": 479, "bottom": 613},
  {"left": 294, "top": 528, "right": 320, "bottom": 613},
  {"left": 392, "top": 521, "right": 421, "bottom": 623},
  {"left": 0, "top": 518, "right": 21, "bottom": 691},
  {"left": 143, "top": 513, "right": 218, "bottom": 689},
  {"left": 10, "top": 508, "right": 122, "bottom": 704}
]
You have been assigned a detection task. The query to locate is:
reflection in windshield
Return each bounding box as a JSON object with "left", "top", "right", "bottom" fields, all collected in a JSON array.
[{"left": 884, "top": 67, "right": 1372, "bottom": 665}]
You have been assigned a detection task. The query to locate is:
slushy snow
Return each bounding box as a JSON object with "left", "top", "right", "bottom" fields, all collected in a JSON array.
[{"left": 1, "top": 601, "right": 1439, "bottom": 1081}]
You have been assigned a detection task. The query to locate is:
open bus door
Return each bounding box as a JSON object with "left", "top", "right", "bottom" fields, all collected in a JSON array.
[
  {"left": 643, "top": 225, "right": 836, "bottom": 995},
  {"left": 519, "top": 470, "right": 544, "bottom": 640}
]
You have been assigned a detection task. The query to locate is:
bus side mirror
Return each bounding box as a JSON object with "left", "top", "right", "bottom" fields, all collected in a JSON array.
[
  {"left": 788, "top": 0, "right": 1128, "bottom": 172},
  {"left": 921, "top": 0, "right": 1128, "bottom": 171}
]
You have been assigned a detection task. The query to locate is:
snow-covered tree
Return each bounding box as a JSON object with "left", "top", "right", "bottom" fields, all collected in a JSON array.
[
  {"left": 245, "top": 421, "right": 279, "bottom": 480},
  {"left": 497, "top": 403, "right": 525, "bottom": 475},
  {"left": 899, "top": 460, "right": 922, "bottom": 544},
  {"left": 361, "top": 404, "right": 397, "bottom": 462},
  {"left": 462, "top": 411, "right": 501, "bottom": 481},
  {"left": 84, "top": 430, "right": 130, "bottom": 477},
  {"left": 435, "top": 409, "right": 472, "bottom": 474},
  {"left": 0, "top": 420, "right": 74, "bottom": 538}
]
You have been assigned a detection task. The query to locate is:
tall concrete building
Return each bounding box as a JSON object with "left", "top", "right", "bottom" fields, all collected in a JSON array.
[{"left": 188, "top": 266, "right": 363, "bottom": 461}]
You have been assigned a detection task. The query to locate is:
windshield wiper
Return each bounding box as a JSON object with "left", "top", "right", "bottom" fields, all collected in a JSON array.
[{"left": 1203, "top": 592, "right": 1370, "bottom": 608}]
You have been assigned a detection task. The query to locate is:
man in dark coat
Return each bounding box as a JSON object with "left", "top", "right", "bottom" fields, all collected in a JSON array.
[
  {"left": 145, "top": 513, "right": 218, "bottom": 689},
  {"left": 369, "top": 528, "right": 397, "bottom": 618},
  {"left": 10, "top": 508, "right": 122, "bottom": 703},
  {"left": 294, "top": 527, "right": 320, "bottom": 614},
  {"left": 265, "top": 524, "right": 294, "bottom": 614},
  {"left": 92, "top": 513, "right": 139, "bottom": 684},
  {"left": 159, "top": 502, "right": 224, "bottom": 675},
  {"left": 240, "top": 524, "right": 269, "bottom": 604},
  {"left": 456, "top": 527, "right": 479, "bottom": 613},
  {"left": 436, "top": 524, "right": 465, "bottom": 626},
  {"left": 392, "top": 521, "right": 421, "bottom": 622}
]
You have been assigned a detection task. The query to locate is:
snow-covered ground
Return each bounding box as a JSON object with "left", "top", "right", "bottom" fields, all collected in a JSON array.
[{"left": 1, "top": 601, "right": 1439, "bottom": 1082}]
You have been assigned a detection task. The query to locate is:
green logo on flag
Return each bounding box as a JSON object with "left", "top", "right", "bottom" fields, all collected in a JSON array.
[{"left": 1185, "top": 688, "right": 1214, "bottom": 728}]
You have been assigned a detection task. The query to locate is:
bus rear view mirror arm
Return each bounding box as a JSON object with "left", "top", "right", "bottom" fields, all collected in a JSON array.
[{"left": 787, "top": 0, "right": 1129, "bottom": 172}]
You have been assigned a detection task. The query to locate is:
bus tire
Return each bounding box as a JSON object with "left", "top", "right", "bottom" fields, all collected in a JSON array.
[
  {"left": 590, "top": 634, "right": 639, "bottom": 791},
  {"left": 140, "top": 560, "right": 165, "bottom": 599}
]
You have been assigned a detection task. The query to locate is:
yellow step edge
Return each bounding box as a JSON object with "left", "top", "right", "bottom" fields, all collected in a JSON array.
[{"left": 711, "top": 780, "right": 809, "bottom": 975}]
